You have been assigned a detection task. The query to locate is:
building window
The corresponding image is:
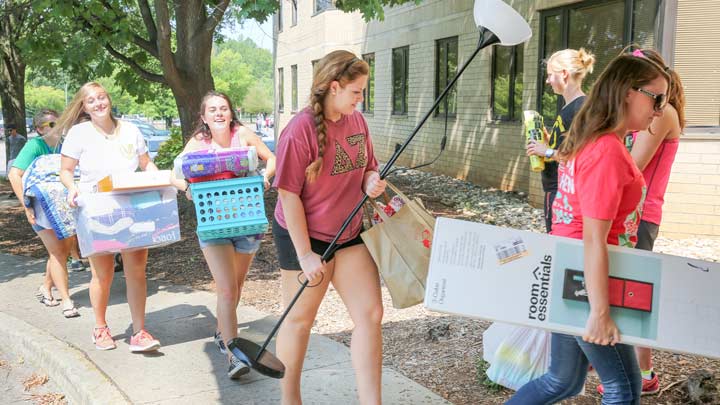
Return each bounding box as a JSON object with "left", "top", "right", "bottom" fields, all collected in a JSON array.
[
  {"left": 311, "top": 59, "right": 319, "bottom": 74},
  {"left": 278, "top": 68, "right": 284, "bottom": 113},
  {"left": 277, "top": 1, "right": 283, "bottom": 32},
  {"left": 538, "top": 0, "right": 662, "bottom": 124},
  {"left": 392, "top": 46, "right": 409, "bottom": 115},
  {"left": 291, "top": 64, "right": 298, "bottom": 113},
  {"left": 435, "top": 37, "right": 458, "bottom": 117},
  {"left": 315, "top": 0, "right": 334, "bottom": 14},
  {"left": 291, "top": 0, "right": 297, "bottom": 26},
  {"left": 362, "top": 53, "right": 375, "bottom": 113},
  {"left": 492, "top": 45, "right": 523, "bottom": 121}
]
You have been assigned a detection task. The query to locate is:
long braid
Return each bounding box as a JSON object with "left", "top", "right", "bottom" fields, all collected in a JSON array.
[{"left": 306, "top": 92, "right": 327, "bottom": 182}]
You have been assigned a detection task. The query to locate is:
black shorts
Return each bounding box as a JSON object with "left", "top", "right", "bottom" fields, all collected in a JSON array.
[
  {"left": 635, "top": 220, "right": 659, "bottom": 251},
  {"left": 272, "top": 218, "right": 365, "bottom": 270}
]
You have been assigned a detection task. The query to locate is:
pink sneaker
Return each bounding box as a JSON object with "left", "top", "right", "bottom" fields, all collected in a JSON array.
[
  {"left": 92, "top": 326, "right": 117, "bottom": 351},
  {"left": 129, "top": 329, "right": 161, "bottom": 353},
  {"left": 597, "top": 372, "right": 660, "bottom": 396}
]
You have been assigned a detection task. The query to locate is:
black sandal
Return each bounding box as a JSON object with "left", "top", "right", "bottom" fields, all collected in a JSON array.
[
  {"left": 36, "top": 287, "right": 60, "bottom": 307},
  {"left": 62, "top": 302, "right": 80, "bottom": 318}
]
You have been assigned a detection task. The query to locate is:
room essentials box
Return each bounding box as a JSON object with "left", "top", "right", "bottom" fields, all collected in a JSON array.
[
  {"left": 425, "top": 217, "right": 720, "bottom": 359},
  {"left": 75, "top": 187, "right": 181, "bottom": 257}
]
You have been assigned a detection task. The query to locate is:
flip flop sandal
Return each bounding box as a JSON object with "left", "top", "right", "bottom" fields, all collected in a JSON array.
[
  {"left": 36, "top": 288, "right": 60, "bottom": 307},
  {"left": 62, "top": 305, "right": 80, "bottom": 318}
]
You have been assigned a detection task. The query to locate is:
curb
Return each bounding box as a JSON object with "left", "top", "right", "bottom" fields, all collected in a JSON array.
[{"left": 0, "top": 311, "right": 130, "bottom": 404}]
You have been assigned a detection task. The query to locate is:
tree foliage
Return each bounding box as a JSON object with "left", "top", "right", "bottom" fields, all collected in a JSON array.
[
  {"left": 335, "top": 0, "right": 423, "bottom": 21},
  {"left": 8, "top": 0, "right": 425, "bottom": 143}
]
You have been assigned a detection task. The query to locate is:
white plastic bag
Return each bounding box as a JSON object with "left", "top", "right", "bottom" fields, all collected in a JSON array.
[{"left": 486, "top": 326, "right": 551, "bottom": 390}]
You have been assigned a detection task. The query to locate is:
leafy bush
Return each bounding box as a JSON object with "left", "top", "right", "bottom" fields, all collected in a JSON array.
[
  {"left": 476, "top": 358, "right": 505, "bottom": 393},
  {"left": 153, "top": 127, "right": 185, "bottom": 170}
]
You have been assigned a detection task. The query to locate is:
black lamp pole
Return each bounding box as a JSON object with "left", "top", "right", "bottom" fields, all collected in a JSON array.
[{"left": 256, "top": 27, "right": 502, "bottom": 358}]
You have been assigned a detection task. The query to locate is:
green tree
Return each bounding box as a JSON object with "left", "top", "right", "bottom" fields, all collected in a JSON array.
[
  {"left": 0, "top": 1, "right": 31, "bottom": 140},
  {"left": 212, "top": 48, "right": 253, "bottom": 107},
  {"left": 24, "top": 85, "right": 65, "bottom": 114},
  {"left": 242, "top": 83, "right": 273, "bottom": 114},
  {"left": 8, "top": 0, "right": 423, "bottom": 145}
]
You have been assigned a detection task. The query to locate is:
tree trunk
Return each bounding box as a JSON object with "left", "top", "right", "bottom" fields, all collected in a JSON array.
[
  {"left": 155, "top": 0, "right": 216, "bottom": 141},
  {"left": 0, "top": 46, "right": 27, "bottom": 164}
]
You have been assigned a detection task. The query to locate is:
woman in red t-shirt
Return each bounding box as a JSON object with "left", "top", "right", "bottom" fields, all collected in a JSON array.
[
  {"left": 272, "top": 50, "right": 386, "bottom": 404},
  {"left": 508, "top": 54, "right": 670, "bottom": 404},
  {"left": 604, "top": 48, "right": 685, "bottom": 396}
]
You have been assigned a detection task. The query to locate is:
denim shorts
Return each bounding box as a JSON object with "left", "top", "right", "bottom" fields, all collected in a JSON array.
[
  {"left": 31, "top": 222, "right": 48, "bottom": 233},
  {"left": 197, "top": 234, "right": 263, "bottom": 254}
]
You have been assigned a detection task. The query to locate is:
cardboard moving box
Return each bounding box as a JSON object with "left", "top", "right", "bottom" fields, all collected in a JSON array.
[
  {"left": 425, "top": 217, "right": 720, "bottom": 359},
  {"left": 97, "top": 170, "right": 172, "bottom": 192}
]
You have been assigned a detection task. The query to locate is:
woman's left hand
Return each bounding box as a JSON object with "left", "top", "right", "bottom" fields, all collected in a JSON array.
[
  {"left": 583, "top": 311, "right": 621, "bottom": 346},
  {"left": 526, "top": 139, "right": 549, "bottom": 157},
  {"left": 363, "top": 172, "right": 386, "bottom": 199},
  {"left": 263, "top": 176, "right": 271, "bottom": 192}
]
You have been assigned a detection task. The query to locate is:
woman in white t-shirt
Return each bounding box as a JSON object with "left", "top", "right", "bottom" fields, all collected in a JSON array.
[{"left": 58, "top": 82, "right": 161, "bottom": 353}]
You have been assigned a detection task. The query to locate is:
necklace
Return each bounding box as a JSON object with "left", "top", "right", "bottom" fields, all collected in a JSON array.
[{"left": 92, "top": 121, "right": 120, "bottom": 139}]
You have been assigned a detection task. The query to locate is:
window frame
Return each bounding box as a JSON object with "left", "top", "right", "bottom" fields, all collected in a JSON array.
[
  {"left": 291, "top": 0, "right": 297, "bottom": 26},
  {"left": 277, "top": 67, "right": 284, "bottom": 113},
  {"left": 435, "top": 36, "right": 459, "bottom": 118},
  {"left": 536, "top": 0, "right": 663, "bottom": 121},
  {"left": 277, "top": 0, "right": 283, "bottom": 32},
  {"left": 362, "top": 53, "right": 375, "bottom": 114},
  {"left": 291, "top": 64, "right": 298, "bottom": 113},
  {"left": 392, "top": 46, "right": 410, "bottom": 116},
  {"left": 490, "top": 45, "right": 523, "bottom": 122},
  {"left": 314, "top": 0, "right": 335, "bottom": 15}
]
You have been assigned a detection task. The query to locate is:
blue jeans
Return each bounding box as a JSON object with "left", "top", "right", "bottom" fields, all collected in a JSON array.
[{"left": 507, "top": 333, "right": 641, "bottom": 405}]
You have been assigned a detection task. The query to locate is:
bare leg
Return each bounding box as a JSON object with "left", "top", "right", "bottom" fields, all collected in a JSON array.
[
  {"left": 121, "top": 249, "right": 149, "bottom": 334},
  {"left": 233, "top": 253, "right": 254, "bottom": 309},
  {"left": 332, "top": 244, "right": 383, "bottom": 405},
  {"left": 277, "top": 263, "right": 335, "bottom": 405},
  {"left": 37, "top": 230, "right": 72, "bottom": 302},
  {"left": 636, "top": 347, "right": 653, "bottom": 371},
  {"left": 87, "top": 254, "right": 115, "bottom": 328},
  {"left": 69, "top": 235, "right": 82, "bottom": 261},
  {"left": 202, "top": 244, "right": 242, "bottom": 359}
]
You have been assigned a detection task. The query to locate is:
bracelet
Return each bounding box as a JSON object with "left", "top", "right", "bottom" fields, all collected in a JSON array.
[
  {"left": 297, "top": 251, "right": 313, "bottom": 262},
  {"left": 184, "top": 183, "right": 190, "bottom": 192}
]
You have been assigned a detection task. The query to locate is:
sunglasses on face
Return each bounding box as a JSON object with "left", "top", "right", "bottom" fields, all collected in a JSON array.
[
  {"left": 632, "top": 87, "right": 667, "bottom": 112},
  {"left": 40, "top": 121, "right": 57, "bottom": 129}
]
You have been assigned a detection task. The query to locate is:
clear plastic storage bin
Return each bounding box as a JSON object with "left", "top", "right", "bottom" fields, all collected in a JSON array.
[{"left": 74, "top": 187, "right": 181, "bottom": 257}]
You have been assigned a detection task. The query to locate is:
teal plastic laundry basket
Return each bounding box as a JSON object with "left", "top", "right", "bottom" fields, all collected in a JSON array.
[{"left": 190, "top": 176, "right": 268, "bottom": 241}]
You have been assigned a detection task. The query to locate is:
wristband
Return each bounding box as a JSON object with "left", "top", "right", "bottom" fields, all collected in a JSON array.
[
  {"left": 544, "top": 148, "right": 555, "bottom": 159},
  {"left": 297, "top": 251, "right": 313, "bottom": 262}
]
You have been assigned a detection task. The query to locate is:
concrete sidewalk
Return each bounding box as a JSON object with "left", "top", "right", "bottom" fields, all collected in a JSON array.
[{"left": 0, "top": 253, "right": 449, "bottom": 404}]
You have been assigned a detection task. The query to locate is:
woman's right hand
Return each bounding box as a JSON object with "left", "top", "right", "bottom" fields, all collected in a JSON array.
[
  {"left": 583, "top": 311, "right": 621, "bottom": 346},
  {"left": 24, "top": 207, "right": 36, "bottom": 225},
  {"left": 299, "top": 251, "right": 324, "bottom": 284},
  {"left": 67, "top": 189, "right": 79, "bottom": 208}
]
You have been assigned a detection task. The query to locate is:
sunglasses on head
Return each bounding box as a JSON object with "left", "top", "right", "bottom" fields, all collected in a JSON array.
[
  {"left": 632, "top": 87, "right": 667, "bottom": 112},
  {"left": 40, "top": 121, "right": 57, "bottom": 129}
]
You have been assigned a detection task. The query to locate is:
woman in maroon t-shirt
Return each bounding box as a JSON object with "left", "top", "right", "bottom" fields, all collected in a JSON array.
[
  {"left": 272, "top": 50, "right": 386, "bottom": 404},
  {"left": 508, "top": 54, "right": 670, "bottom": 405}
]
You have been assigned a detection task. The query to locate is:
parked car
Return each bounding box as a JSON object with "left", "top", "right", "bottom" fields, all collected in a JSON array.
[
  {"left": 146, "top": 135, "right": 170, "bottom": 160},
  {"left": 121, "top": 119, "right": 169, "bottom": 160}
]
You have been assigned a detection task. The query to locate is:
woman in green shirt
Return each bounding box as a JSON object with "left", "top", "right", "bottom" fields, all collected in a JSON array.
[{"left": 8, "top": 109, "right": 80, "bottom": 318}]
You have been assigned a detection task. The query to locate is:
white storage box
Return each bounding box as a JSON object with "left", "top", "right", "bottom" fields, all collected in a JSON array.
[{"left": 75, "top": 187, "right": 180, "bottom": 257}]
